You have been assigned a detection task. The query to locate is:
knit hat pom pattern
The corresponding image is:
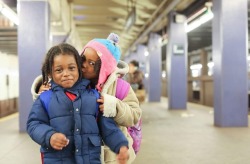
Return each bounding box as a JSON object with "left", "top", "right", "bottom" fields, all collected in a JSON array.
[
  {"left": 93, "top": 33, "right": 121, "bottom": 63},
  {"left": 107, "top": 33, "right": 119, "bottom": 45}
]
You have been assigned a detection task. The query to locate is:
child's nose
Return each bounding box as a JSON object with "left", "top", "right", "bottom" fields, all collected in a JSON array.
[
  {"left": 63, "top": 70, "right": 70, "bottom": 76},
  {"left": 82, "top": 61, "right": 87, "bottom": 68}
]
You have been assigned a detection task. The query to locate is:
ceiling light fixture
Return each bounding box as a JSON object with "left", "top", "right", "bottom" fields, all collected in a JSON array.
[
  {"left": 0, "top": 2, "right": 18, "bottom": 25},
  {"left": 144, "top": 50, "right": 149, "bottom": 56},
  {"left": 185, "top": 2, "right": 213, "bottom": 33},
  {"left": 124, "top": 6, "right": 136, "bottom": 31},
  {"left": 124, "top": 0, "right": 136, "bottom": 31}
]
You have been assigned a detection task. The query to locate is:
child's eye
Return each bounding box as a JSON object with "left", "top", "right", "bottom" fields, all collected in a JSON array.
[
  {"left": 89, "top": 61, "right": 95, "bottom": 66},
  {"left": 55, "top": 69, "right": 62, "bottom": 73},
  {"left": 69, "top": 66, "right": 76, "bottom": 70}
]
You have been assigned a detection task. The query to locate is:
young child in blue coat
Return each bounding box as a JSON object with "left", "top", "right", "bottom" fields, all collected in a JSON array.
[
  {"left": 31, "top": 33, "right": 142, "bottom": 163},
  {"left": 26, "top": 43, "right": 129, "bottom": 164}
]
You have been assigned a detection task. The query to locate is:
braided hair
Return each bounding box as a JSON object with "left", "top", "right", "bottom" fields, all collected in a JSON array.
[{"left": 41, "top": 43, "right": 82, "bottom": 85}]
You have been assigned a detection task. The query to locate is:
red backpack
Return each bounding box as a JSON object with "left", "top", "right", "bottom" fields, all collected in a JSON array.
[{"left": 116, "top": 78, "right": 142, "bottom": 154}]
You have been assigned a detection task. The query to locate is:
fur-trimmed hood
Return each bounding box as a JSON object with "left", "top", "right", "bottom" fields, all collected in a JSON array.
[
  {"left": 101, "top": 60, "right": 129, "bottom": 94},
  {"left": 31, "top": 75, "right": 42, "bottom": 100}
]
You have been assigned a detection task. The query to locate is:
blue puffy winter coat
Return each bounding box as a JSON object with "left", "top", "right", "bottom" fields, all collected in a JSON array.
[{"left": 27, "top": 79, "right": 128, "bottom": 164}]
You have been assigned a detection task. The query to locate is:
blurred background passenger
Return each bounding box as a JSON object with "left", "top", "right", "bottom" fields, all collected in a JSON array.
[{"left": 125, "top": 60, "right": 145, "bottom": 103}]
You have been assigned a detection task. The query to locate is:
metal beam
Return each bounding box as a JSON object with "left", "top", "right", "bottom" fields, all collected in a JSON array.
[{"left": 124, "top": 0, "right": 181, "bottom": 55}]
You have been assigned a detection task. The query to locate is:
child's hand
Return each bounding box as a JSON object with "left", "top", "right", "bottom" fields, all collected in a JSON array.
[
  {"left": 38, "top": 83, "right": 51, "bottom": 94},
  {"left": 97, "top": 96, "right": 104, "bottom": 112},
  {"left": 50, "top": 133, "right": 69, "bottom": 150},
  {"left": 116, "top": 146, "right": 129, "bottom": 164}
]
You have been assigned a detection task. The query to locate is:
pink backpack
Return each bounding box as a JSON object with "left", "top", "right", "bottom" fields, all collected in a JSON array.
[{"left": 116, "top": 78, "right": 142, "bottom": 154}]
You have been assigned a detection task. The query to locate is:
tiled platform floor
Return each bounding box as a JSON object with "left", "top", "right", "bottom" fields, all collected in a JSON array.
[{"left": 1, "top": 97, "right": 250, "bottom": 164}]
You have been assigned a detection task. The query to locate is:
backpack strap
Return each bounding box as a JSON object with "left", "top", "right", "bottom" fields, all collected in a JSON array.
[
  {"left": 40, "top": 90, "right": 53, "bottom": 113},
  {"left": 116, "top": 78, "right": 142, "bottom": 154},
  {"left": 115, "top": 78, "right": 130, "bottom": 100}
]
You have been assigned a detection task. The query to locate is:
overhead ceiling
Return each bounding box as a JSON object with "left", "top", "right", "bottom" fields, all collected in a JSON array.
[
  {"left": 0, "top": 0, "right": 223, "bottom": 58},
  {"left": 71, "top": 0, "right": 198, "bottom": 57},
  {"left": 0, "top": 0, "right": 17, "bottom": 55}
]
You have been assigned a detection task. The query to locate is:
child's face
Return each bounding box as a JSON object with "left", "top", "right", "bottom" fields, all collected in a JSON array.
[
  {"left": 128, "top": 63, "right": 138, "bottom": 74},
  {"left": 81, "top": 47, "right": 99, "bottom": 80},
  {"left": 51, "top": 54, "right": 79, "bottom": 88}
]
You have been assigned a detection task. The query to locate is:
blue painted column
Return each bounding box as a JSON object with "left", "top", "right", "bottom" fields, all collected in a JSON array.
[
  {"left": 124, "top": 55, "right": 130, "bottom": 63},
  {"left": 18, "top": 0, "right": 50, "bottom": 132},
  {"left": 147, "top": 33, "right": 161, "bottom": 102},
  {"left": 167, "top": 12, "right": 187, "bottom": 109},
  {"left": 213, "top": 0, "right": 248, "bottom": 127},
  {"left": 136, "top": 44, "right": 147, "bottom": 65},
  {"left": 124, "top": 51, "right": 137, "bottom": 63},
  {"left": 136, "top": 44, "right": 147, "bottom": 74},
  {"left": 136, "top": 44, "right": 147, "bottom": 92}
]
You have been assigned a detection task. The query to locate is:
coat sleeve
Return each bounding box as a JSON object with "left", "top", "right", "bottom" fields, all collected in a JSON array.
[
  {"left": 31, "top": 75, "right": 43, "bottom": 101},
  {"left": 98, "top": 115, "right": 128, "bottom": 154},
  {"left": 114, "top": 87, "right": 142, "bottom": 127},
  {"left": 26, "top": 98, "right": 56, "bottom": 149},
  {"left": 103, "top": 85, "right": 142, "bottom": 127}
]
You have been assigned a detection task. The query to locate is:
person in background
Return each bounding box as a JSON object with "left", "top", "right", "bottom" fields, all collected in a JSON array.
[
  {"left": 27, "top": 43, "right": 129, "bottom": 164},
  {"left": 125, "top": 60, "right": 145, "bottom": 103},
  {"left": 31, "top": 33, "right": 142, "bottom": 164},
  {"left": 126, "top": 60, "right": 144, "bottom": 91}
]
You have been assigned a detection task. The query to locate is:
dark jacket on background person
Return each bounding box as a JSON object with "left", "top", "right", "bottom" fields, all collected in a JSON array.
[
  {"left": 126, "top": 70, "right": 144, "bottom": 91},
  {"left": 27, "top": 79, "right": 128, "bottom": 164}
]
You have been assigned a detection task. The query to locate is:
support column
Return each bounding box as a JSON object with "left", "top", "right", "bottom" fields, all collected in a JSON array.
[
  {"left": 136, "top": 44, "right": 147, "bottom": 64},
  {"left": 167, "top": 12, "right": 187, "bottom": 109},
  {"left": 213, "top": 0, "right": 248, "bottom": 127},
  {"left": 200, "top": 49, "right": 208, "bottom": 105},
  {"left": 136, "top": 44, "right": 147, "bottom": 92},
  {"left": 18, "top": 0, "right": 50, "bottom": 132},
  {"left": 136, "top": 44, "right": 147, "bottom": 73},
  {"left": 125, "top": 51, "right": 137, "bottom": 63},
  {"left": 147, "top": 33, "right": 161, "bottom": 102}
]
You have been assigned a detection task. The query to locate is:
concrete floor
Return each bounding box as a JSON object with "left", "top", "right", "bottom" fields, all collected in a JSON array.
[{"left": 1, "top": 97, "right": 250, "bottom": 164}]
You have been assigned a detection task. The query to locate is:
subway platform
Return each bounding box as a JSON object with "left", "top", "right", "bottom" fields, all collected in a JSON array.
[{"left": 1, "top": 97, "right": 250, "bottom": 164}]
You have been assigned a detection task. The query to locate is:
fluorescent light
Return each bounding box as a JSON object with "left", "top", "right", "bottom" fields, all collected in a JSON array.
[
  {"left": 186, "top": 8, "right": 213, "bottom": 33},
  {"left": 0, "top": 2, "right": 18, "bottom": 25},
  {"left": 190, "top": 63, "right": 202, "bottom": 70},
  {"left": 162, "top": 71, "right": 166, "bottom": 78},
  {"left": 124, "top": 7, "right": 136, "bottom": 31},
  {"left": 1, "top": 8, "right": 18, "bottom": 25},
  {"left": 187, "top": 7, "right": 207, "bottom": 23},
  {"left": 191, "top": 69, "right": 200, "bottom": 77},
  {"left": 207, "top": 61, "right": 214, "bottom": 68}
]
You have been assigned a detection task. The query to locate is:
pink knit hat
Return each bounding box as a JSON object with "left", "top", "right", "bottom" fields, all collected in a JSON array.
[{"left": 81, "top": 33, "right": 121, "bottom": 91}]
